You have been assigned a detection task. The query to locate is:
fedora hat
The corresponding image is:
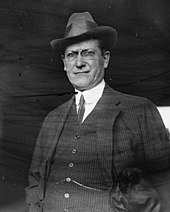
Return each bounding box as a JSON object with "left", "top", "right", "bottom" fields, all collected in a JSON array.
[{"left": 50, "top": 12, "right": 117, "bottom": 53}]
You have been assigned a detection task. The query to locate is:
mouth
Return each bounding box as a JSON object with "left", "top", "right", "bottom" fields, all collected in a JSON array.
[{"left": 75, "top": 71, "right": 89, "bottom": 74}]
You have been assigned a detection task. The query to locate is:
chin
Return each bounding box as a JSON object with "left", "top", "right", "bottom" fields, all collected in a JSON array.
[
  {"left": 72, "top": 80, "right": 90, "bottom": 90},
  {"left": 74, "top": 83, "right": 90, "bottom": 91},
  {"left": 75, "top": 85, "right": 87, "bottom": 91}
]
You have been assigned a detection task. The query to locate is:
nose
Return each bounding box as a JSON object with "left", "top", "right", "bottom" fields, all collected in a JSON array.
[{"left": 76, "top": 54, "right": 86, "bottom": 68}]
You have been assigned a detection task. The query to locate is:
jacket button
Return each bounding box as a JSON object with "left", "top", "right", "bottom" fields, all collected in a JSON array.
[
  {"left": 69, "top": 163, "right": 74, "bottom": 167},
  {"left": 72, "top": 149, "right": 77, "bottom": 154}
]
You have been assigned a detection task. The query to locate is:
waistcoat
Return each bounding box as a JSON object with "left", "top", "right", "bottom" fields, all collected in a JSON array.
[{"left": 43, "top": 102, "right": 111, "bottom": 212}]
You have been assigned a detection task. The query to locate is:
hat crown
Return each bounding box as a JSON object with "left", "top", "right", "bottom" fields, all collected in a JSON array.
[
  {"left": 50, "top": 11, "right": 117, "bottom": 52},
  {"left": 65, "top": 12, "right": 98, "bottom": 38}
]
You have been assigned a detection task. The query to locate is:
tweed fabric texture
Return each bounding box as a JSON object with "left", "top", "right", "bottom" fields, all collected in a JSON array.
[
  {"left": 43, "top": 102, "right": 111, "bottom": 211},
  {"left": 25, "top": 84, "right": 170, "bottom": 212}
]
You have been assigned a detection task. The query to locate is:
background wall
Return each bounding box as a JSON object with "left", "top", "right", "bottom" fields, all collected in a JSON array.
[{"left": 0, "top": 0, "right": 170, "bottom": 211}]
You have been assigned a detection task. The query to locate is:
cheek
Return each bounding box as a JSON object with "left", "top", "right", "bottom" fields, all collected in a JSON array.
[
  {"left": 66, "top": 70, "right": 78, "bottom": 84},
  {"left": 63, "top": 60, "right": 75, "bottom": 71},
  {"left": 64, "top": 63, "right": 71, "bottom": 72},
  {"left": 92, "top": 62, "right": 103, "bottom": 77},
  {"left": 66, "top": 71, "right": 73, "bottom": 81}
]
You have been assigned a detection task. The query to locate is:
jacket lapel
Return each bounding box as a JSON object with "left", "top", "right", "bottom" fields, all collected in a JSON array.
[
  {"left": 96, "top": 85, "right": 121, "bottom": 186},
  {"left": 47, "top": 96, "right": 75, "bottom": 162}
]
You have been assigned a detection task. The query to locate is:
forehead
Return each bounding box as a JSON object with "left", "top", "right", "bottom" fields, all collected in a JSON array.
[{"left": 65, "top": 39, "right": 99, "bottom": 52}]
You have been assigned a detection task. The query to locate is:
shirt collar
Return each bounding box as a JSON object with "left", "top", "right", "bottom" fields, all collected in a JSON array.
[{"left": 75, "top": 80, "right": 105, "bottom": 105}]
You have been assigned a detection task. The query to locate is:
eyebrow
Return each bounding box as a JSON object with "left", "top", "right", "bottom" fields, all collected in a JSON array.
[{"left": 66, "top": 48, "right": 95, "bottom": 53}]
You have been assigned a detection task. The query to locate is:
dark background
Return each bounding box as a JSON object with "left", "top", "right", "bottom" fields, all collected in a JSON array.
[{"left": 0, "top": 0, "right": 170, "bottom": 211}]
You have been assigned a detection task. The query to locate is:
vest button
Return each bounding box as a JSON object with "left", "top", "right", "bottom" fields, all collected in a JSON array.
[
  {"left": 72, "top": 149, "right": 77, "bottom": 154},
  {"left": 66, "top": 177, "right": 71, "bottom": 182},
  {"left": 64, "top": 193, "right": 70, "bottom": 198},
  {"left": 69, "top": 163, "right": 74, "bottom": 167},
  {"left": 75, "top": 135, "right": 80, "bottom": 139}
]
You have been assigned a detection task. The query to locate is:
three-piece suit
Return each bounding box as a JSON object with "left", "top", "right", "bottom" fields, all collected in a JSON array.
[{"left": 25, "top": 84, "right": 170, "bottom": 212}]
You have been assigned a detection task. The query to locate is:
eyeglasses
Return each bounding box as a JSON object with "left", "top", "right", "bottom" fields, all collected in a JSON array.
[{"left": 63, "top": 49, "right": 96, "bottom": 62}]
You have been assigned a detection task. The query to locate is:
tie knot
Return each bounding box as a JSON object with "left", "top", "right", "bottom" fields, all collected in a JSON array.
[
  {"left": 78, "top": 94, "right": 85, "bottom": 124},
  {"left": 79, "top": 94, "right": 85, "bottom": 106}
]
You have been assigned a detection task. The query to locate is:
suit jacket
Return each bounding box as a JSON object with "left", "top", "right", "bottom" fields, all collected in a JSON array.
[{"left": 25, "top": 84, "right": 170, "bottom": 212}]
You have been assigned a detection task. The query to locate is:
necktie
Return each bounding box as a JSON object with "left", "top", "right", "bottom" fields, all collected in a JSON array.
[{"left": 78, "top": 94, "right": 85, "bottom": 124}]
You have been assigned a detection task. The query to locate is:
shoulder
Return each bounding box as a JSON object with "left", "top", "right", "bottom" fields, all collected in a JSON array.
[
  {"left": 43, "top": 96, "right": 74, "bottom": 123},
  {"left": 105, "top": 85, "right": 157, "bottom": 116},
  {"left": 107, "top": 85, "right": 154, "bottom": 107},
  {"left": 117, "top": 91, "right": 153, "bottom": 108}
]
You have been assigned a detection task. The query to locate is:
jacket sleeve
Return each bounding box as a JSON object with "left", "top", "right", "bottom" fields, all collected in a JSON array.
[
  {"left": 136, "top": 100, "right": 170, "bottom": 211},
  {"left": 138, "top": 99, "right": 170, "bottom": 173},
  {"left": 110, "top": 98, "right": 170, "bottom": 211},
  {"left": 25, "top": 114, "right": 51, "bottom": 212},
  {"left": 25, "top": 99, "right": 72, "bottom": 212}
]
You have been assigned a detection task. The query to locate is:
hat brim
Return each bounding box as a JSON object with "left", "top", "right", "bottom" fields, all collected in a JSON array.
[{"left": 50, "top": 26, "right": 117, "bottom": 54}]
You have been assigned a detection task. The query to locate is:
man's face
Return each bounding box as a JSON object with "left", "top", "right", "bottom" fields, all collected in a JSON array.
[{"left": 62, "top": 39, "right": 110, "bottom": 91}]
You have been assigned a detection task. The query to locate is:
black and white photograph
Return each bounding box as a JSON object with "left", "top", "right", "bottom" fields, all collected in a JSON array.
[{"left": 0, "top": 0, "right": 170, "bottom": 211}]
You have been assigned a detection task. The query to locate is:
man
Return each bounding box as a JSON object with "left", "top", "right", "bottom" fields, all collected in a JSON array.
[{"left": 25, "top": 12, "right": 170, "bottom": 212}]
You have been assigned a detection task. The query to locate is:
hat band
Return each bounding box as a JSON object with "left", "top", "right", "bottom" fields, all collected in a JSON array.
[{"left": 64, "top": 21, "right": 98, "bottom": 38}]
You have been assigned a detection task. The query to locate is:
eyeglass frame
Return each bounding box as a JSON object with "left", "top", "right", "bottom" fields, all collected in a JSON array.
[{"left": 61, "top": 48, "right": 101, "bottom": 62}]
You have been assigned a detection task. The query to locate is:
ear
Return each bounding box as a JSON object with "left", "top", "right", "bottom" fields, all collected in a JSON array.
[
  {"left": 61, "top": 55, "right": 67, "bottom": 71},
  {"left": 103, "top": 51, "right": 110, "bottom": 69}
]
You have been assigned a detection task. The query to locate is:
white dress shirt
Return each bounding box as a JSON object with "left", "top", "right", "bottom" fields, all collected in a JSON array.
[{"left": 75, "top": 80, "right": 105, "bottom": 123}]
